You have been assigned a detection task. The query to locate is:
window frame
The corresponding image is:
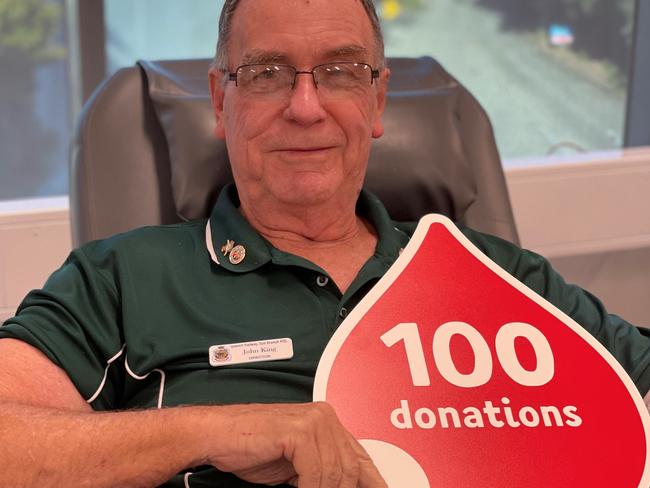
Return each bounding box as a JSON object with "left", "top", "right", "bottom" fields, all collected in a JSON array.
[
  {"left": 626, "top": 0, "right": 650, "bottom": 147},
  {"left": 78, "top": 0, "right": 650, "bottom": 145},
  {"left": 71, "top": 0, "right": 107, "bottom": 106}
]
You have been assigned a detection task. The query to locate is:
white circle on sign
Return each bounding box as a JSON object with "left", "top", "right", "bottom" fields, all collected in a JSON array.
[{"left": 359, "top": 439, "right": 430, "bottom": 488}]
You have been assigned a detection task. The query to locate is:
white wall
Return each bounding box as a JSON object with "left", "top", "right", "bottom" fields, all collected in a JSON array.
[
  {"left": 1, "top": 150, "right": 649, "bottom": 325},
  {"left": 0, "top": 198, "right": 71, "bottom": 322},
  {"left": 505, "top": 148, "right": 650, "bottom": 326}
]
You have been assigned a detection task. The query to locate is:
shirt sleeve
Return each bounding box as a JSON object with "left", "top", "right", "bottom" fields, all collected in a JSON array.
[
  {"left": 0, "top": 244, "right": 125, "bottom": 410},
  {"left": 462, "top": 227, "right": 650, "bottom": 396}
]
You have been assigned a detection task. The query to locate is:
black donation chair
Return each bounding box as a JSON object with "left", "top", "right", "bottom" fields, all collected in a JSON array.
[{"left": 70, "top": 57, "right": 519, "bottom": 247}]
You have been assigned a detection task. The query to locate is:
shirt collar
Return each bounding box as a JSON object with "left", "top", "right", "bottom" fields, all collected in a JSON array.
[
  {"left": 205, "top": 183, "right": 406, "bottom": 272},
  {"left": 356, "top": 190, "right": 406, "bottom": 263},
  {"left": 206, "top": 184, "right": 272, "bottom": 273}
]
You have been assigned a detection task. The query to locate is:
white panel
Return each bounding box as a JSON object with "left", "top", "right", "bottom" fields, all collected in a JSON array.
[
  {"left": 2, "top": 223, "right": 72, "bottom": 306},
  {"left": 0, "top": 309, "right": 14, "bottom": 323},
  {"left": 506, "top": 148, "right": 650, "bottom": 257},
  {"left": 550, "top": 249, "right": 650, "bottom": 327},
  {"left": 0, "top": 203, "right": 71, "bottom": 317},
  {"left": 0, "top": 231, "right": 6, "bottom": 311}
]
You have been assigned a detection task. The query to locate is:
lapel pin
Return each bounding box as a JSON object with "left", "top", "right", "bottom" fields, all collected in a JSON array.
[
  {"left": 229, "top": 244, "right": 246, "bottom": 265},
  {"left": 221, "top": 240, "right": 235, "bottom": 256}
]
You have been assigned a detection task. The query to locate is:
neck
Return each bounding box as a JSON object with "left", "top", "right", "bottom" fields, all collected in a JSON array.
[
  {"left": 238, "top": 191, "right": 363, "bottom": 247},
  {"left": 238, "top": 188, "right": 378, "bottom": 293}
]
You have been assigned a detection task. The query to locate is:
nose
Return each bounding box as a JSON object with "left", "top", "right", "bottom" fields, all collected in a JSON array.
[{"left": 282, "top": 72, "right": 327, "bottom": 126}]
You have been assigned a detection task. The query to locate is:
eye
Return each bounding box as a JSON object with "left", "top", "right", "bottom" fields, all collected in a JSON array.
[
  {"left": 254, "top": 67, "right": 279, "bottom": 80},
  {"left": 318, "top": 63, "right": 366, "bottom": 88},
  {"left": 324, "top": 65, "right": 355, "bottom": 77},
  {"left": 239, "top": 65, "right": 288, "bottom": 93}
]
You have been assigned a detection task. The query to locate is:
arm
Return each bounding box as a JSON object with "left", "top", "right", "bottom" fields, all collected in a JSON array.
[
  {"left": 0, "top": 339, "right": 385, "bottom": 488},
  {"left": 461, "top": 226, "right": 650, "bottom": 395}
]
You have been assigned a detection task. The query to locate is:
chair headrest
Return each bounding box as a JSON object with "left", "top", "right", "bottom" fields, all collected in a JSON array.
[{"left": 140, "top": 57, "right": 477, "bottom": 223}]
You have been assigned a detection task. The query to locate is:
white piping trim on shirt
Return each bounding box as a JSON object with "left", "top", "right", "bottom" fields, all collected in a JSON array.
[
  {"left": 184, "top": 472, "right": 192, "bottom": 487},
  {"left": 205, "top": 220, "right": 220, "bottom": 265},
  {"left": 125, "top": 357, "right": 166, "bottom": 409},
  {"left": 85, "top": 344, "right": 126, "bottom": 404}
]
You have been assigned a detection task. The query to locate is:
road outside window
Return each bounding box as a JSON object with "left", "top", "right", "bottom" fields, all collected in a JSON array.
[
  {"left": 0, "top": 0, "right": 639, "bottom": 201},
  {"left": 379, "top": 0, "right": 635, "bottom": 164}
]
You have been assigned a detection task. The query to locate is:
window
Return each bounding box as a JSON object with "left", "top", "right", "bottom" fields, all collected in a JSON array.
[
  {"left": 104, "top": 0, "right": 221, "bottom": 75},
  {"left": 0, "top": 0, "right": 647, "bottom": 202},
  {"left": 102, "top": 0, "right": 641, "bottom": 164},
  {"left": 379, "top": 0, "right": 636, "bottom": 164},
  {"left": 0, "top": 0, "right": 71, "bottom": 200}
]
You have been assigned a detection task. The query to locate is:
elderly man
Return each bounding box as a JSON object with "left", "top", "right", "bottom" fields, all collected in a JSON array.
[{"left": 1, "top": 0, "right": 649, "bottom": 486}]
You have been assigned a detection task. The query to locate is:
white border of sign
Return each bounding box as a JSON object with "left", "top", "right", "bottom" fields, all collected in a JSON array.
[{"left": 313, "top": 213, "right": 650, "bottom": 487}]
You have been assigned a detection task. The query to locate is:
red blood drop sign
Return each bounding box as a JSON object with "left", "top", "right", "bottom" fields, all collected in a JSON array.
[{"left": 314, "top": 214, "right": 650, "bottom": 487}]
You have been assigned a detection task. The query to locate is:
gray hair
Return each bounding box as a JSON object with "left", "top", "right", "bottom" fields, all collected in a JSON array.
[{"left": 212, "top": 0, "right": 385, "bottom": 71}]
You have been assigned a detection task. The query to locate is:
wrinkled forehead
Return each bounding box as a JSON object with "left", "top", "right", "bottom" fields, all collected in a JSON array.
[{"left": 228, "top": 0, "right": 378, "bottom": 66}]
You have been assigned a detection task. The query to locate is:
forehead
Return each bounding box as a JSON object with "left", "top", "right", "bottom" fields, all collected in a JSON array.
[{"left": 228, "top": 0, "right": 376, "bottom": 65}]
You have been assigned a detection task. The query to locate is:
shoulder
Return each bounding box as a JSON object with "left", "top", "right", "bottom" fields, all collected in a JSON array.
[
  {"left": 393, "top": 217, "right": 552, "bottom": 291},
  {"left": 457, "top": 225, "right": 544, "bottom": 275},
  {"left": 393, "top": 218, "right": 526, "bottom": 262},
  {"left": 77, "top": 221, "right": 208, "bottom": 263},
  {"left": 56, "top": 221, "right": 210, "bottom": 290}
]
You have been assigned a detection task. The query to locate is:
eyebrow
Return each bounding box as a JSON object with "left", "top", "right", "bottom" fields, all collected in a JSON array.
[
  {"left": 240, "top": 49, "right": 288, "bottom": 66},
  {"left": 324, "top": 45, "right": 370, "bottom": 60},
  {"left": 238, "top": 44, "right": 370, "bottom": 67}
]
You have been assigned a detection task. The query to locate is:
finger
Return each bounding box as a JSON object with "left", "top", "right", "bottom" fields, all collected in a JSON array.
[
  {"left": 298, "top": 402, "right": 345, "bottom": 488},
  {"left": 356, "top": 457, "right": 387, "bottom": 488},
  {"left": 316, "top": 403, "right": 377, "bottom": 488},
  {"left": 329, "top": 427, "right": 361, "bottom": 488},
  {"left": 232, "top": 458, "right": 296, "bottom": 485},
  {"left": 342, "top": 431, "right": 387, "bottom": 488},
  {"left": 315, "top": 402, "right": 363, "bottom": 488},
  {"left": 288, "top": 431, "right": 324, "bottom": 488},
  {"left": 316, "top": 425, "right": 344, "bottom": 488}
]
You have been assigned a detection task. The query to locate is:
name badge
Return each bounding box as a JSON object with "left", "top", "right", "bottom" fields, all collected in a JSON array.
[{"left": 209, "top": 338, "right": 294, "bottom": 367}]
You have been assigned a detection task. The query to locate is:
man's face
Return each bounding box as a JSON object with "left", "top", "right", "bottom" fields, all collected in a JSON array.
[{"left": 209, "top": 0, "right": 389, "bottom": 209}]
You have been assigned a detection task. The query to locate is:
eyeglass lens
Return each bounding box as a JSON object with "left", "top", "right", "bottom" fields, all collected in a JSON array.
[{"left": 235, "top": 63, "right": 375, "bottom": 98}]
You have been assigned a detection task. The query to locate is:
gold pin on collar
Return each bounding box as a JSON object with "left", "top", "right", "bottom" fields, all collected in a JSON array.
[
  {"left": 221, "top": 239, "right": 246, "bottom": 265},
  {"left": 221, "top": 240, "right": 235, "bottom": 256},
  {"left": 229, "top": 244, "right": 246, "bottom": 265}
]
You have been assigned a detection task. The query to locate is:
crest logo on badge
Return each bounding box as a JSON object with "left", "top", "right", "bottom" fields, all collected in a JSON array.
[
  {"left": 314, "top": 214, "right": 650, "bottom": 487},
  {"left": 211, "top": 345, "right": 232, "bottom": 363}
]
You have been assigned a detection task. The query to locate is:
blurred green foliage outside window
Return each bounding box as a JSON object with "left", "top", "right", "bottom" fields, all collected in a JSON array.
[{"left": 0, "top": 0, "right": 68, "bottom": 200}]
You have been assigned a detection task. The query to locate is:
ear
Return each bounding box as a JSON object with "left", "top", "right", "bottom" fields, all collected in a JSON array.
[
  {"left": 208, "top": 68, "right": 227, "bottom": 140},
  {"left": 371, "top": 67, "right": 390, "bottom": 139}
]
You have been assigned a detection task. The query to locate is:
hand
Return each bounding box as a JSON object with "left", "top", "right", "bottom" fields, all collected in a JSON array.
[{"left": 208, "top": 402, "right": 387, "bottom": 487}]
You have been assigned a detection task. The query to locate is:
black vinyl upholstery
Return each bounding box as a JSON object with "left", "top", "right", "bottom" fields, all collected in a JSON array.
[{"left": 70, "top": 57, "right": 519, "bottom": 246}]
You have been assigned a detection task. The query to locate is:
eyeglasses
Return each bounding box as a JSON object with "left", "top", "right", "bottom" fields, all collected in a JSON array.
[{"left": 227, "top": 62, "right": 380, "bottom": 99}]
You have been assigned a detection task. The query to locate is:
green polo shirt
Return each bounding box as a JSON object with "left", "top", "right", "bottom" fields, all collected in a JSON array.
[{"left": 2, "top": 184, "right": 650, "bottom": 486}]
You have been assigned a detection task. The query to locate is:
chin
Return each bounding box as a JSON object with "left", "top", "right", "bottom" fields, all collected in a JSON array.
[{"left": 273, "top": 176, "right": 342, "bottom": 208}]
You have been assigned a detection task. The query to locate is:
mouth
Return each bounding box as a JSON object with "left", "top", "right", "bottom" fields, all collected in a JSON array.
[{"left": 274, "top": 146, "right": 336, "bottom": 153}]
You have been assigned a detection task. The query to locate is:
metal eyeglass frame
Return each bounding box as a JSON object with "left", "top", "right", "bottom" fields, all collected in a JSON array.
[{"left": 227, "top": 62, "right": 381, "bottom": 90}]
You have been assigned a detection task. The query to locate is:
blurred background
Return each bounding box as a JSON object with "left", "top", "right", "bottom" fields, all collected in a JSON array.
[
  {"left": 0, "top": 0, "right": 648, "bottom": 324},
  {"left": 0, "top": 0, "right": 647, "bottom": 200}
]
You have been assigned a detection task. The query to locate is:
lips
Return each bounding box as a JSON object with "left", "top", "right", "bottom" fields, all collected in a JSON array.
[{"left": 274, "top": 146, "right": 336, "bottom": 152}]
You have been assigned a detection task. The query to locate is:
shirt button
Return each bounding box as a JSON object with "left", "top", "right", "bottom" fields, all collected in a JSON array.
[
  {"left": 339, "top": 307, "right": 348, "bottom": 319},
  {"left": 316, "top": 275, "right": 329, "bottom": 287}
]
